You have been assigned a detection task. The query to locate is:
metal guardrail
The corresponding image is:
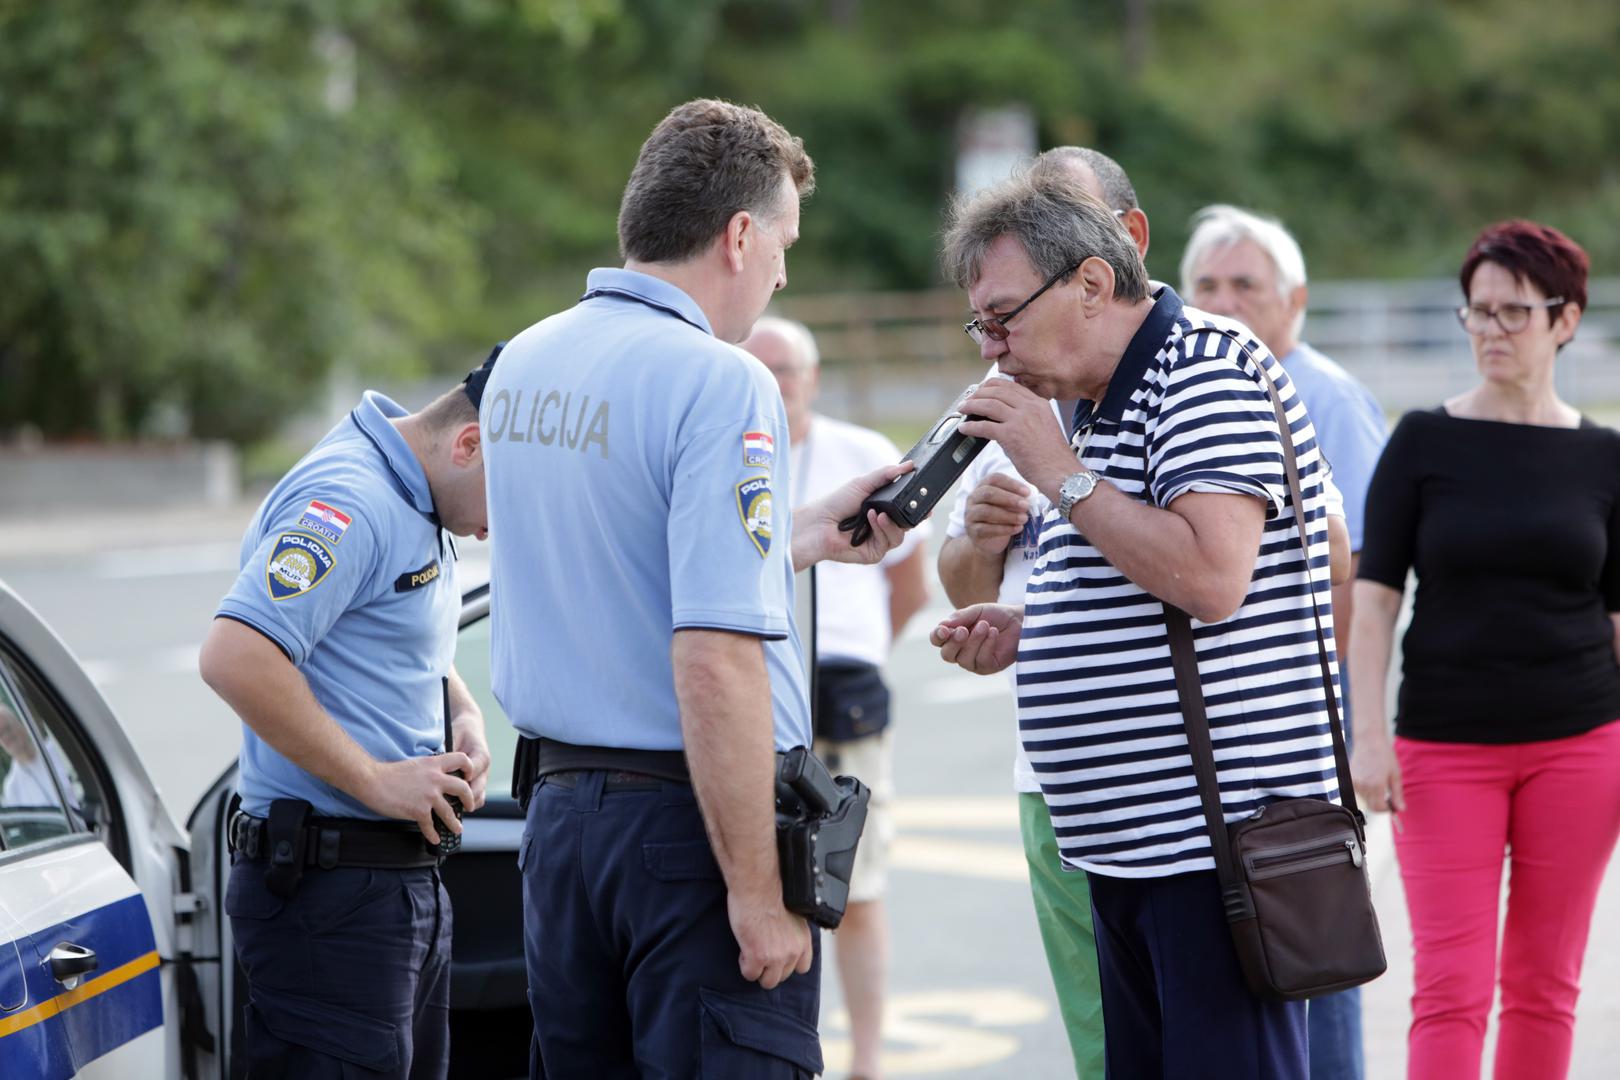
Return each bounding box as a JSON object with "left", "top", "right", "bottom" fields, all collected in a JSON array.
[{"left": 776, "top": 278, "right": 1620, "bottom": 425}]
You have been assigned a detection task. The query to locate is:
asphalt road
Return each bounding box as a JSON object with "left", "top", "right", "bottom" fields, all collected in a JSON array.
[{"left": 4, "top": 509, "right": 1620, "bottom": 1078}]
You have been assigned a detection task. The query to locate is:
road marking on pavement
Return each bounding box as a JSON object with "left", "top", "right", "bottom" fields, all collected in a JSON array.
[
  {"left": 891, "top": 835, "right": 1029, "bottom": 883},
  {"left": 888, "top": 797, "right": 1027, "bottom": 883},
  {"left": 891, "top": 797, "right": 1020, "bottom": 830},
  {"left": 91, "top": 543, "right": 242, "bottom": 580},
  {"left": 820, "top": 988, "right": 1049, "bottom": 1074}
]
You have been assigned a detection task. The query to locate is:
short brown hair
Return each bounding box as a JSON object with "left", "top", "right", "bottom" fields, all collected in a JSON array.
[
  {"left": 419, "top": 385, "right": 478, "bottom": 431},
  {"left": 617, "top": 99, "right": 815, "bottom": 264},
  {"left": 942, "top": 170, "right": 1148, "bottom": 303},
  {"left": 1460, "top": 219, "right": 1588, "bottom": 319}
]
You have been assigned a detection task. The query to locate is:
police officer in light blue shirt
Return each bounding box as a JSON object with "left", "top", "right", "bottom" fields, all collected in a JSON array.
[
  {"left": 485, "top": 268, "right": 813, "bottom": 753},
  {"left": 199, "top": 352, "right": 501, "bottom": 1079},
  {"left": 484, "top": 99, "right": 906, "bottom": 1079}
]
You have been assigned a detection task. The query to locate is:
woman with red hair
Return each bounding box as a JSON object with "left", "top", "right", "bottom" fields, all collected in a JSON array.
[{"left": 1350, "top": 220, "right": 1620, "bottom": 1079}]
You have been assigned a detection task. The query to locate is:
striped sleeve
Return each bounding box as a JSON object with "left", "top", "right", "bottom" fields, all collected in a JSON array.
[{"left": 1147, "top": 332, "right": 1285, "bottom": 519}]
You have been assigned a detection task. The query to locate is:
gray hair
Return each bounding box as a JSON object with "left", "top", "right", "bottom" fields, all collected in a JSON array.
[
  {"left": 1180, "top": 204, "right": 1308, "bottom": 338},
  {"left": 748, "top": 315, "right": 819, "bottom": 369},
  {"left": 1028, "top": 146, "right": 1139, "bottom": 214},
  {"left": 941, "top": 170, "right": 1149, "bottom": 301}
]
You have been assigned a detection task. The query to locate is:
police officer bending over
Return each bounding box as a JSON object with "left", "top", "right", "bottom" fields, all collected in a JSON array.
[
  {"left": 483, "top": 99, "right": 906, "bottom": 1078},
  {"left": 199, "top": 356, "right": 500, "bottom": 1079}
]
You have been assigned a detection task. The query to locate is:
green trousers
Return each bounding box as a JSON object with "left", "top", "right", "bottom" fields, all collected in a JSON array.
[{"left": 1020, "top": 791, "right": 1107, "bottom": 1078}]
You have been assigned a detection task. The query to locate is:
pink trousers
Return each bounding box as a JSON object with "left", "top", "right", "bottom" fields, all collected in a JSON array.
[{"left": 1394, "top": 720, "right": 1620, "bottom": 1080}]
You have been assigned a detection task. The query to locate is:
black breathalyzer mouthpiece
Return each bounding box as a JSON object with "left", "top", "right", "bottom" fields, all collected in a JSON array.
[{"left": 838, "top": 373, "right": 994, "bottom": 546}]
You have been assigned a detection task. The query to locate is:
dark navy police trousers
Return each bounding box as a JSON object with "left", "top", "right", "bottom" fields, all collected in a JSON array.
[
  {"left": 520, "top": 770, "right": 823, "bottom": 1079},
  {"left": 228, "top": 858, "right": 452, "bottom": 1079},
  {"left": 1087, "top": 868, "right": 1308, "bottom": 1080}
]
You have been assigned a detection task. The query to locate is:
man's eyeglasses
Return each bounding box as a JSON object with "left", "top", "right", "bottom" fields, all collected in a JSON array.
[
  {"left": 1455, "top": 298, "right": 1564, "bottom": 335},
  {"left": 964, "top": 263, "right": 1081, "bottom": 346}
]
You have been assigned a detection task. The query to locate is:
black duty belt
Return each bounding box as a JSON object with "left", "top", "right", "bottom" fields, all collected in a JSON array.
[
  {"left": 512, "top": 736, "right": 692, "bottom": 810},
  {"left": 229, "top": 810, "right": 439, "bottom": 871},
  {"left": 541, "top": 769, "right": 674, "bottom": 792}
]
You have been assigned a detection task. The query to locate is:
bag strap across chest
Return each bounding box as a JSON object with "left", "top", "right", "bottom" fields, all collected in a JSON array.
[{"left": 1159, "top": 332, "right": 1360, "bottom": 892}]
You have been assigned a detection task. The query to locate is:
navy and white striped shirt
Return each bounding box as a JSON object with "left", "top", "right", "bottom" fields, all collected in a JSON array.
[{"left": 1017, "top": 286, "right": 1341, "bottom": 878}]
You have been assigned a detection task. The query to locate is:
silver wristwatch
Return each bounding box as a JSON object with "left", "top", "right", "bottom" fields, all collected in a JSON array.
[{"left": 1057, "top": 471, "right": 1099, "bottom": 518}]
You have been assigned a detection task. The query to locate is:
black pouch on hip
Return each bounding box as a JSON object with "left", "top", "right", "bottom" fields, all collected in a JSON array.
[
  {"left": 775, "top": 747, "right": 870, "bottom": 929},
  {"left": 813, "top": 661, "right": 891, "bottom": 743},
  {"left": 263, "top": 798, "right": 312, "bottom": 899}
]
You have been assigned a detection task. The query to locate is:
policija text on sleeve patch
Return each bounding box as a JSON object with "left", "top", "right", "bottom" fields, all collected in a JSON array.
[
  {"left": 394, "top": 559, "right": 441, "bottom": 592},
  {"left": 736, "top": 477, "right": 773, "bottom": 557},
  {"left": 266, "top": 532, "right": 337, "bottom": 600}
]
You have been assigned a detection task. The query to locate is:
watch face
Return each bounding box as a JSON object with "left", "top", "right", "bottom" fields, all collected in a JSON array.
[
  {"left": 1064, "top": 473, "right": 1095, "bottom": 499},
  {"left": 1059, "top": 471, "right": 1095, "bottom": 514}
]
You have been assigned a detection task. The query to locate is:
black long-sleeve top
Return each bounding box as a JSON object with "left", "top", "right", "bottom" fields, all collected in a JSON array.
[{"left": 1357, "top": 407, "right": 1620, "bottom": 743}]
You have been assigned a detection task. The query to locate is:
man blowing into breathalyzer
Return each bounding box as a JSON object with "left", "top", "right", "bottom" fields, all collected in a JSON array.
[{"left": 930, "top": 169, "right": 1343, "bottom": 1079}]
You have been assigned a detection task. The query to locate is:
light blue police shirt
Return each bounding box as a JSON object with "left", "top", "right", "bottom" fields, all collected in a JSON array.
[
  {"left": 482, "top": 267, "right": 811, "bottom": 751},
  {"left": 1280, "top": 342, "right": 1387, "bottom": 549},
  {"left": 217, "top": 391, "right": 459, "bottom": 818}
]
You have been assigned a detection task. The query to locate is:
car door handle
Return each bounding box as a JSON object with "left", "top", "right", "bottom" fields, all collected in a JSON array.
[{"left": 47, "top": 942, "right": 99, "bottom": 987}]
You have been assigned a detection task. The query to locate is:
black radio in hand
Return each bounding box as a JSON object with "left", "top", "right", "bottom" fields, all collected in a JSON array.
[
  {"left": 839, "top": 379, "right": 991, "bottom": 545},
  {"left": 429, "top": 675, "right": 463, "bottom": 860}
]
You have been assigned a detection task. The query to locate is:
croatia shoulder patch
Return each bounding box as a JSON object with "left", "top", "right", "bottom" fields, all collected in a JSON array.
[
  {"left": 735, "top": 476, "right": 773, "bottom": 558},
  {"left": 266, "top": 532, "right": 336, "bottom": 600},
  {"left": 296, "top": 499, "right": 353, "bottom": 544},
  {"left": 742, "top": 430, "right": 774, "bottom": 470}
]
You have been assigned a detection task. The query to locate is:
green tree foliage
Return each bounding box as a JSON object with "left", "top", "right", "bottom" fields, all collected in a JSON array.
[
  {"left": 3, "top": 0, "right": 1617, "bottom": 442},
  {"left": 0, "top": 0, "right": 482, "bottom": 441}
]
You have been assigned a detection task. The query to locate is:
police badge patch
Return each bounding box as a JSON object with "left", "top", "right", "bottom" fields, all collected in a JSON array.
[
  {"left": 266, "top": 532, "right": 337, "bottom": 600},
  {"left": 735, "top": 477, "right": 773, "bottom": 557}
]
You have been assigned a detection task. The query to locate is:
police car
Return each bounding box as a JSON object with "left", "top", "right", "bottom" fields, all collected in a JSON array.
[{"left": 0, "top": 580, "right": 528, "bottom": 1078}]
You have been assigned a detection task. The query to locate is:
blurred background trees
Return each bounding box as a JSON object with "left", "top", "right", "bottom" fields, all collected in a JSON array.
[{"left": 3, "top": 0, "right": 1617, "bottom": 443}]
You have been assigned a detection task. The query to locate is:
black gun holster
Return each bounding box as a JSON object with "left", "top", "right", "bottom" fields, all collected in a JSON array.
[{"left": 775, "top": 746, "right": 870, "bottom": 929}]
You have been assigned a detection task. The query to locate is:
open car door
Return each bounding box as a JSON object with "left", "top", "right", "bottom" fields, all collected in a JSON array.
[{"left": 0, "top": 582, "right": 193, "bottom": 1079}]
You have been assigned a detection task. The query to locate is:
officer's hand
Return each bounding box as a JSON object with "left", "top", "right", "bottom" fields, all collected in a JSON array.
[
  {"left": 964, "top": 473, "right": 1033, "bottom": 558},
  {"left": 930, "top": 603, "right": 1023, "bottom": 675},
  {"left": 360, "top": 754, "right": 476, "bottom": 844},
  {"left": 791, "top": 460, "right": 913, "bottom": 572},
  {"left": 728, "top": 892, "right": 814, "bottom": 990},
  {"left": 452, "top": 721, "right": 492, "bottom": 811}
]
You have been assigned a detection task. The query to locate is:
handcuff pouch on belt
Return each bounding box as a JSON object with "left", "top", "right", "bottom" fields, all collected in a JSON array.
[
  {"left": 263, "top": 798, "right": 312, "bottom": 899},
  {"left": 775, "top": 746, "right": 870, "bottom": 929}
]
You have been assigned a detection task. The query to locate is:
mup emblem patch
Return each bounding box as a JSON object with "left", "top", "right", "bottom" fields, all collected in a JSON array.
[
  {"left": 266, "top": 532, "right": 336, "bottom": 600},
  {"left": 742, "top": 430, "right": 774, "bottom": 470},
  {"left": 296, "top": 499, "right": 353, "bottom": 544},
  {"left": 736, "top": 476, "right": 773, "bottom": 558}
]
